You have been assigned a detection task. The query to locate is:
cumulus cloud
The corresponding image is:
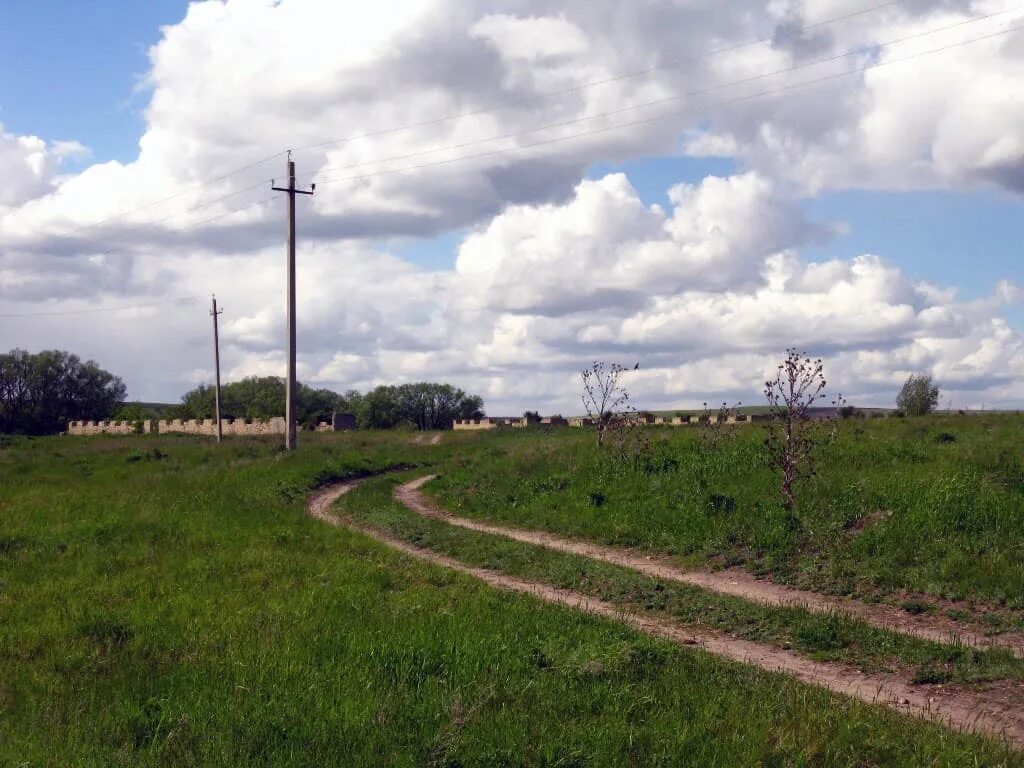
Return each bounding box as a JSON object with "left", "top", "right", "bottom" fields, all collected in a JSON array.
[
  {"left": 0, "top": 124, "right": 86, "bottom": 208},
  {"left": 0, "top": 0, "right": 1021, "bottom": 412},
  {"left": 689, "top": 0, "right": 1024, "bottom": 193}
]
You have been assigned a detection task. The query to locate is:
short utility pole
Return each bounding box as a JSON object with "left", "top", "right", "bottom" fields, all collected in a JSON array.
[
  {"left": 272, "top": 152, "right": 315, "bottom": 450},
  {"left": 210, "top": 294, "right": 224, "bottom": 443}
]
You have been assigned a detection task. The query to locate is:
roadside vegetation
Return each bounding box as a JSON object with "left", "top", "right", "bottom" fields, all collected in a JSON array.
[{"left": 431, "top": 414, "right": 1024, "bottom": 617}]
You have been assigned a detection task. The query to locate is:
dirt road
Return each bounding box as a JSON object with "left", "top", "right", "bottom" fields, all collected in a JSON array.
[
  {"left": 308, "top": 478, "right": 1024, "bottom": 750},
  {"left": 396, "top": 476, "right": 1024, "bottom": 659}
]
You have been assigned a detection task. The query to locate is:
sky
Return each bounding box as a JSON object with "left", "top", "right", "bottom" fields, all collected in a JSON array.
[{"left": 0, "top": 0, "right": 1022, "bottom": 414}]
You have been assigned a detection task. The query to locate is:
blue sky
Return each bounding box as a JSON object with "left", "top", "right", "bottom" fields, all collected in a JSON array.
[{"left": 0, "top": 1, "right": 186, "bottom": 164}]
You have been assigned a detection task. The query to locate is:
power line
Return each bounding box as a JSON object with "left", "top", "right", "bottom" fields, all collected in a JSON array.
[
  {"left": 106, "top": 151, "right": 286, "bottom": 223},
  {"left": 146, "top": 179, "right": 274, "bottom": 228},
  {"left": 0, "top": 296, "right": 200, "bottom": 318},
  {"left": 313, "top": 17, "right": 1023, "bottom": 189},
  {"left": 183, "top": 193, "right": 281, "bottom": 230},
  {"left": 0, "top": 195, "right": 278, "bottom": 319},
  {"left": 289, "top": 0, "right": 907, "bottom": 156},
  {"left": 311, "top": 7, "right": 1018, "bottom": 185}
]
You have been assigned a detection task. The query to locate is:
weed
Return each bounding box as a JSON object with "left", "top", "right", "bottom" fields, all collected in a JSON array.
[
  {"left": 912, "top": 664, "right": 953, "bottom": 685},
  {"left": 901, "top": 601, "right": 934, "bottom": 616},
  {"left": 707, "top": 494, "right": 736, "bottom": 517}
]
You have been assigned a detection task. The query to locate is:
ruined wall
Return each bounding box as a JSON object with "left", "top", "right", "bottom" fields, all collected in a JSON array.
[
  {"left": 325, "top": 413, "right": 357, "bottom": 431},
  {"left": 69, "top": 412, "right": 357, "bottom": 437},
  {"left": 540, "top": 417, "right": 568, "bottom": 426},
  {"left": 156, "top": 417, "right": 287, "bottom": 436},
  {"left": 67, "top": 420, "right": 152, "bottom": 435},
  {"left": 453, "top": 417, "right": 528, "bottom": 431}
]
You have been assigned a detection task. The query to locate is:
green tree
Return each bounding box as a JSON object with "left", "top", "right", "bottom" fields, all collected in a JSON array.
[
  {"left": 0, "top": 349, "right": 126, "bottom": 435},
  {"left": 113, "top": 402, "right": 160, "bottom": 422},
  {"left": 176, "top": 378, "right": 483, "bottom": 430},
  {"left": 897, "top": 374, "right": 940, "bottom": 416},
  {"left": 356, "top": 383, "right": 484, "bottom": 430},
  {"left": 176, "top": 377, "right": 352, "bottom": 427},
  {"left": 357, "top": 385, "right": 406, "bottom": 429}
]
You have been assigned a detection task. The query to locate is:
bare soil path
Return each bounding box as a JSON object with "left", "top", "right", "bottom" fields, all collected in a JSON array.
[
  {"left": 309, "top": 479, "right": 1024, "bottom": 749},
  {"left": 397, "top": 476, "right": 1024, "bottom": 659}
]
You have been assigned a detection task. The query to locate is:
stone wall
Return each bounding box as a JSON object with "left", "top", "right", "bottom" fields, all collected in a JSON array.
[
  {"left": 156, "top": 417, "right": 287, "bottom": 436},
  {"left": 67, "top": 420, "right": 152, "bottom": 435},
  {"left": 453, "top": 417, "right": 528, "bottom": 431},
  {"left": 540, "top": 417, "right": 568, "bottom": 426},
  {"left": 567, "top": 417, "right": 594, "bottom": 427},
  {"left": 324, "top": 413, "right": 357, "bottom": 431},
  {"left": 69, "top": 412, "right": 358, "bottom": 437},
  {"left": 454, "top": 413, "right": 785, "bottom": 430}
]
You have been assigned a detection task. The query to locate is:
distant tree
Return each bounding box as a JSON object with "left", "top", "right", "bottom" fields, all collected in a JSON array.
[
  {"left": 0, "top": 349, "right": 126, "bottom": 435},
  {"left": 176, "top": 378, "right": 482, "bottom": 431},
  {"left": 357, "top": 385, "right": 406, "bottom": 429},
  {"left": 356, "top": 383, "right": 484, "bottom": 430},
  {"left": 176, "top": 376, "right": 351, "bottom": 427},
  {"left": 113, "top": 402, "right": 159, "bottom": 423},
  {"left": 897, "top": 374, "right": 940, "bottom": 417},
  {"left": 523, "top": 410, "right": 541, "bottom": 423}
]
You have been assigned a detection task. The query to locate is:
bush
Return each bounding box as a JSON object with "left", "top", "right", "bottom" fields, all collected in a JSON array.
[{"left": 897, "top": 374, "right": 940, "bottom": 417}]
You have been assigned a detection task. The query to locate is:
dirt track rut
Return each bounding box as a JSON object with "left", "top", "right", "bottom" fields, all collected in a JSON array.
[
  {"left": 308, "top": 479, "right": 1024, "bottom": 749},
  {"left": 396, "top": 476, "right": 1024, "bottom": 659}
]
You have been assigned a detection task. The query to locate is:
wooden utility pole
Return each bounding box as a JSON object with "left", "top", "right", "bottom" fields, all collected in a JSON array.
[
  {"left": 210, "top": 295, "right": 224, "bottom": 443},
  {"left": 272, "top": 153, "right": 315, "bottom": 450}
]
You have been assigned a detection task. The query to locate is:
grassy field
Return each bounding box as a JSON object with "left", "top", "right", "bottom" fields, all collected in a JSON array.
[
  {"left": 432, "top": 415, "right": 1024, "bottom": 617},
  {"left": 1, "top": 430, "right": 1022, "bottom": 764}
]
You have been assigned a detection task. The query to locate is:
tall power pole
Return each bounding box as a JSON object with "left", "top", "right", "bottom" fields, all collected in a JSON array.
[
  {"left": 210, "top": 295, "right": 224, "bottom": 443},
  {"left": 272, "top": 153, "right": 315, "bottom": 450}
]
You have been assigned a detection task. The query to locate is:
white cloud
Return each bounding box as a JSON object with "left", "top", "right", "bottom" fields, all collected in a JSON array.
[
  {"left": 689, "top": 0, "right": 1024, "bottom": 193},
  {"left": 0, "top": 124, "right": 86, "bottom": 208},
  {"left": 0, "top": 0, "right": 1021, "bottom": 414}
]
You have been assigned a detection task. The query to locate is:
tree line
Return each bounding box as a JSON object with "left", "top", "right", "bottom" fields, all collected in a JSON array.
[
  {"left": 0, "top": 348, "right": 486, "bottom": 435},
  {"left": 1, "top": 346, "right": 943, "bottom": 436},
  {"left": 163, "top": 377, "right": 484, "bottom": 431},
  {"left": 0, "top": 349, "right": 126, "bottom": 435}
]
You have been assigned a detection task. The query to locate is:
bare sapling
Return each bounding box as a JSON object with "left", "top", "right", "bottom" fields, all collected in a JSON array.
[
  {"left": 764, "top": 350, "right": 828, "bottom": 511},
  {"left": 828, "top": 392, "right": 848, "bottom": 442},
  {"left": 700, "top": 400, "right": 742, "bottom": 454},
  {"left": 581, "top": 361, "right": 634, "bottom": 448}
]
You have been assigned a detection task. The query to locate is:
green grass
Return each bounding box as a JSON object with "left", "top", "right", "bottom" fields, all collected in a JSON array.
[
  {"left": 1, "top": 432, "right": 1021, "bottom": 764},
  {"left": 431, "top": 415, "right": 1024, "bottom": 619},
  {"left": 341, "top": 473, "right": 1024, "bottom": 685}
]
